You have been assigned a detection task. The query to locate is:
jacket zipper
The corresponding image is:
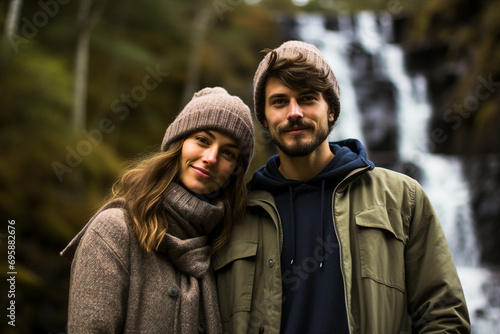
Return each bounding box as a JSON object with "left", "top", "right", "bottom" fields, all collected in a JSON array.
[{"left": 331, "top": 166, "right": 372, "bottom": 334}]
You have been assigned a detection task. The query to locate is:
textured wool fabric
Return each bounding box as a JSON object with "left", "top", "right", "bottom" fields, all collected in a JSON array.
[
  {"left": 161, "top": 87, "right": 254, "bottom": 172},
  {"left": 61, "top": 183, "right": 225, "bottom": 334},
  {"left": 253, "top": 40, "right": 341, "bottom": 127}
]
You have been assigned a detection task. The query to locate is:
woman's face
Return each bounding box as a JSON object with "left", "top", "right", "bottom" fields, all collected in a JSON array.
[{"left": 179, "top": 130, "right": 240, "bottom": 194}]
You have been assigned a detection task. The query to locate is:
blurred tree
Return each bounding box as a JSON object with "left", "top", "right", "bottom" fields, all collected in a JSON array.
[
  {"left": 182, "top": 0, "right": 215, "bottom": 105},
  {"left": 73, "top": 0, "right": 106, "bottom": 131},
  {"left": 4, "top": 0, "right": 23, "bottom": 38}
]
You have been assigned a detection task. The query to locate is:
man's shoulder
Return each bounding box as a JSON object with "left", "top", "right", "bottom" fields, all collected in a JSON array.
[
  {"left": 347, "top": 167, "right": 421, "bottom": 200},
  {"left": 364, "top": 167, "right": 418, "bottom": 185},
  {"left": 247, "top": 189, "right": 274, "bottom": 203}
]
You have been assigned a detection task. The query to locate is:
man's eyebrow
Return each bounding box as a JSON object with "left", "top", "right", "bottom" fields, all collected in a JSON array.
[
  {"left": 267, "top": 91, "right": 319, "bottom": 101},
  {"left": 267, "top": 93, "right": 288, "bottom": 100},
  {"left": 299, "top": 90, "right": 320, "bottom": 95}
]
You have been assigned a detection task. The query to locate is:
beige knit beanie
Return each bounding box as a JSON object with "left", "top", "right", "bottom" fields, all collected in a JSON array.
[
  {"left": 253, "top": 40, "right": 341, "bottom": 127},
  {"left": 161, "top": 87, "right": 254, "bottom": 172}
]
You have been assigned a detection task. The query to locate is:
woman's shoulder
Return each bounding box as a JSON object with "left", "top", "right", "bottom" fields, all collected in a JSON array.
[
  {"left": 73, "top": 208, "right": 135, "bottom": 269},
  {"left": 61, "top": 200, "right": 137, "bottom": 262},
  {"left": 87, "top": 208, "right": 132, "bottom": 244}
]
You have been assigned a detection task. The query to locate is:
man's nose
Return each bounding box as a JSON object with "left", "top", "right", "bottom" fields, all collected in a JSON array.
[{"left": 287, "top": 98, "right": 303, "bottom": 121}]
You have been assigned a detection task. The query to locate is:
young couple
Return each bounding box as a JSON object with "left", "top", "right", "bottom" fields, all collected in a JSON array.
[{"left": 62, "top": 41, "right": 470, "bottom": 333}]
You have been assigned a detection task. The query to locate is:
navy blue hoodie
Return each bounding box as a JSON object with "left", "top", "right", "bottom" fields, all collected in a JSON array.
[{"left": 249, "top": 139, "right": 374, "bottom": 334}]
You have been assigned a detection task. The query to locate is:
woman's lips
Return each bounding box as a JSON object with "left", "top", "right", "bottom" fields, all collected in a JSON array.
[{"left": 191, "top": 166, "right": 214, "bottom": 179}]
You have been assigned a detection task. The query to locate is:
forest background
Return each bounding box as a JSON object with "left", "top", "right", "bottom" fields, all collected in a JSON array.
[{"left": 1, "top": 0, "right": 500, "bottom": 333}]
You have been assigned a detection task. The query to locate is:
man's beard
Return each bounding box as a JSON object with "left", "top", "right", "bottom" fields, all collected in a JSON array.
[{"left": 271, "top": 119, "right": 330, "bottom": 157}]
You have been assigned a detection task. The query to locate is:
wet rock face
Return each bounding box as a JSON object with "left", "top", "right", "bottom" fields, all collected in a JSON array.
[
  {"left": 345, "top": 39, "right": 408, "bottom": 179},
  {"left": 348, "top": 43, "right": 399, "bottom": 153},
  {"left": 463, "top": 155, "right": 500, "bottom": 266}
]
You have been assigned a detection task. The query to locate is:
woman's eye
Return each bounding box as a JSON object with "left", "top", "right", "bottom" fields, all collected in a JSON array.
[
  {"left": 223, "top": 150, "right": 237, "bottom": 160},
  {"left": 196, "top": 136, "right": 209, "bottom": 144}
]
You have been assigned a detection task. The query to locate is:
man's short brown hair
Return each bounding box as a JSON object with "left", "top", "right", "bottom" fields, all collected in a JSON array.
[{"left": 253, "top": 41, "right": 341, "bottom": 131}]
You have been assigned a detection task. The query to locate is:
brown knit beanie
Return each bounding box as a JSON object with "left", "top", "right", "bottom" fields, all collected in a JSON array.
[
  {"left": 253, "top": 40, "right": 341, "bottom": 127},
  {"left": 161, "top": 87, "right": 254, "bottom": 172}
]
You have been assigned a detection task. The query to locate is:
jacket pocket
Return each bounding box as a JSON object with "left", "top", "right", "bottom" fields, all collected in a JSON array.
[
  {"left": 355, "top": 206, "right": 406, "bottom": 292},
  {"left": 213, "top": 240, "right": 258, "bottom": 322}
]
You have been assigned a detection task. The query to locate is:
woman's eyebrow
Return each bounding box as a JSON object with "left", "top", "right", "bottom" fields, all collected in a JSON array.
[
  {"left": 224, "top": 142, "right": 239, "bottom": 149},
  {"left": 204, "top": 130, "right": 239, "bottom": 149},
  {"left": 203, "top": 130, "right": 216, "bottom": 139}
]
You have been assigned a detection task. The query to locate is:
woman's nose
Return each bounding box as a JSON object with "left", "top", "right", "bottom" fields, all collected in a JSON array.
[{"left": 202, "top": 147, "right": 218, "bottom": 166}]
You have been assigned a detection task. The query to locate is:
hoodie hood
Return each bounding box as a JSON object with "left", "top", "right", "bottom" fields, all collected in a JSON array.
[{"left": 250, "top": 138, "right": 374, "bottom": 192}]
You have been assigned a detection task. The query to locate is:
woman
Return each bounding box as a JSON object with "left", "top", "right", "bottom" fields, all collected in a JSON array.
[{"left": 61, "top": 87, "right": 254, "bottom": 333}]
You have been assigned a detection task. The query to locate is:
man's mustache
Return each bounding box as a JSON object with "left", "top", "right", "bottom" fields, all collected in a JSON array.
[{"left": 277, "top": 119, "right": 314, "bottom": 133}]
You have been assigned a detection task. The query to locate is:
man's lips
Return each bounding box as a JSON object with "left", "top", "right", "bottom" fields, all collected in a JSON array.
[
  {"left": 282, "top": 126, "right": 309, "bottom": 135},
  {"left": 191, "top": 166, "right": 215, "bottom": 179}
]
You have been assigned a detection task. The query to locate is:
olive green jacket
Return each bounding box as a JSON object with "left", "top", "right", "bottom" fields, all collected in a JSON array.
[{"left": 213, "top": 167, "right": 471, "bottom": 334}]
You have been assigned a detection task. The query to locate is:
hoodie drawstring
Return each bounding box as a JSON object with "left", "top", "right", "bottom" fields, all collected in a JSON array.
[
  {"left": 319, "top": 179, "right": 325, "bottom": 269},
  {"left": 288, "top": 181, "right": 326, "bottom": 270}
]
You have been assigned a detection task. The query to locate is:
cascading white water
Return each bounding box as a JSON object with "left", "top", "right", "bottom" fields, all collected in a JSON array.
[
  {"left": 354, "top": 12, "right": 479, "bottom": 267},
  {"left": 295, "top": 13, "right": 365, "bottom": 143},
  {"left": 295, "top": 11, "right": 499, "bottom": 333}
]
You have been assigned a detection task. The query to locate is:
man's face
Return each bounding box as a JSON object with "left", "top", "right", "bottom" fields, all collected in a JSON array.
[{"left": 263, "top": 77, "right": 334, "bottom": 157}]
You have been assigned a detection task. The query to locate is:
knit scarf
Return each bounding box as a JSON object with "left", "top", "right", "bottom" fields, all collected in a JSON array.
[
  {"left": 157, "top": 182, "right": 224, "bottom": 334},
  {"left": 61, "top": 183, "right": 225, "bottom": 333}
]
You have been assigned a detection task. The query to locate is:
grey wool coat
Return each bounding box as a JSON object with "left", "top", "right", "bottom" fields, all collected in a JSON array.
[{"left": 61, "top": 185, "right": 224, "bottom": 334}]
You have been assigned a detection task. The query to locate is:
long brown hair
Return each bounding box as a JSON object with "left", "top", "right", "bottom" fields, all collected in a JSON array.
[{"left": 109, "top": 138, "right": 247, "bottom": 253}]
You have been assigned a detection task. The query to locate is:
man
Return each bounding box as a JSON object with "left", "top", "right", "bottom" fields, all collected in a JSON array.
[{"left": 213, "top": 41, "right": 470, "bottom": 334}]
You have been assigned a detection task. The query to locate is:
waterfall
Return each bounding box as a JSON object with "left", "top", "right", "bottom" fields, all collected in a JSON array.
[
  {"left": 295, "top": 13, "right": 364, "bottom": 142},
  {"left": 353, "top": 12, "right": 478, "bottom": 267},
  {"left": 294, "top": 11, "right": 500, "bottom": 333}
]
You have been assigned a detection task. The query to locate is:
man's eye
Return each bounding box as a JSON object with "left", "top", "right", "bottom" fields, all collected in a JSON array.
[
  {"left": 301, "top": 96, "right": 316, "bottom": 102},
  {"left": 272, "top": 98, "right": 287, "bottom": 106}
]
